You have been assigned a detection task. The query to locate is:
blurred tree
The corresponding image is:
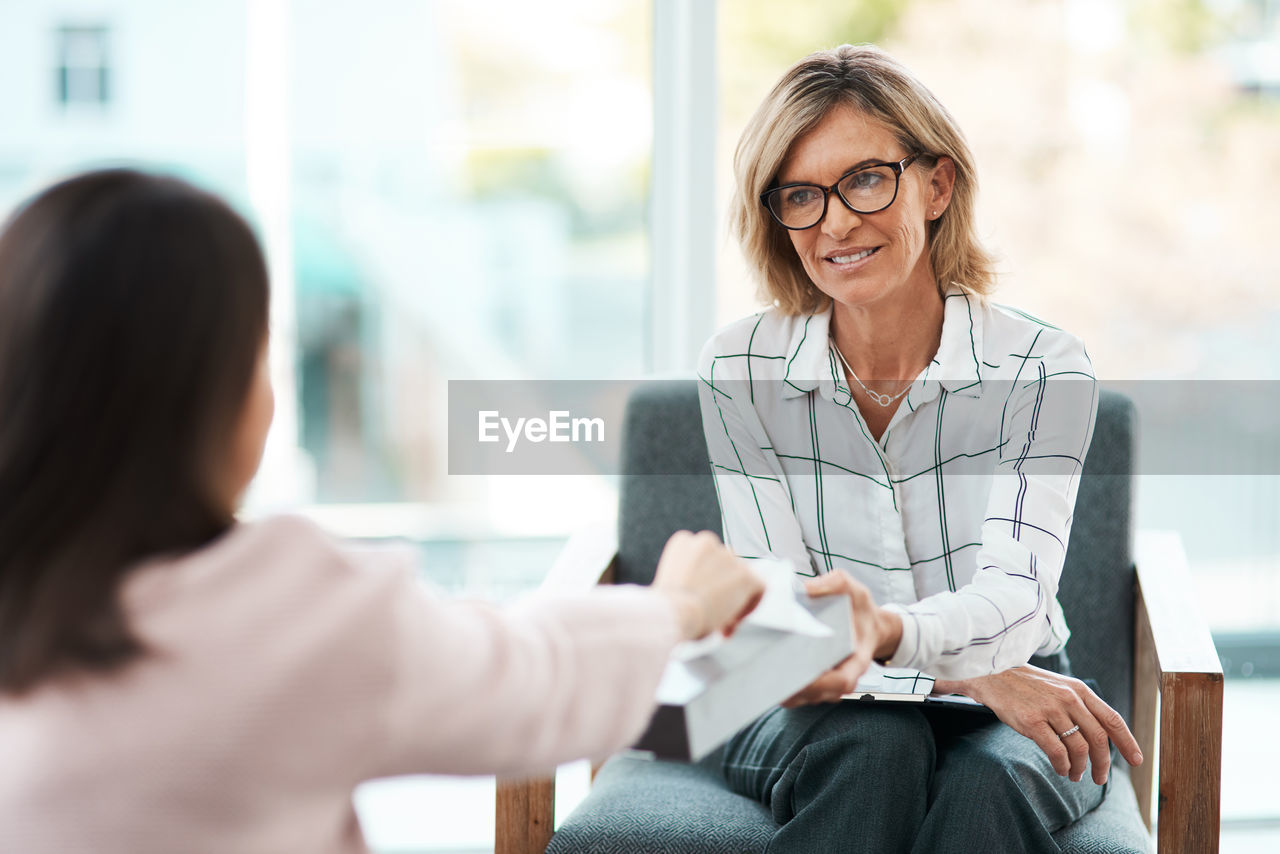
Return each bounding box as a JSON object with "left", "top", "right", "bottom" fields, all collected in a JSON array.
[
  {"left": 720, "top": 0, "right": 909, "bottom": 121},
  {"left": 1131, "top": 0, "right": 1228, "bottom": 54}
]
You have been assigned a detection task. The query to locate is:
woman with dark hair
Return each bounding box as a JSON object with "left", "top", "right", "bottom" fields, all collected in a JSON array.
[
  {"left": 0, "top": 169, "right": 764, "bottom": 852},
  {"left": 698, "top": 45, "right": 1143, "bottom": 850}
]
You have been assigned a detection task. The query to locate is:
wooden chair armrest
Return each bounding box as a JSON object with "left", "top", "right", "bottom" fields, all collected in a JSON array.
[
  {"left": 495, "top": 523, "right": 620, "bottom": 854},
  {"left": 1132, "top": 530, "right": 1224, "bottom": 853},
  {"left": 497, "top": 778, "right": 555, "bottom": 854}
]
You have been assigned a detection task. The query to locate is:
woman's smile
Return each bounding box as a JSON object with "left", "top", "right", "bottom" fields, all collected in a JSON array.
[{"left": 824, "top": 245, "right": 883, "bottom": 271}]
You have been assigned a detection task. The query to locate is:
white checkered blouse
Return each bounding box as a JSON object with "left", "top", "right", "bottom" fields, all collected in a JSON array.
[{"left": 697, "top": 289, "right": 1098, "bottom": 683}]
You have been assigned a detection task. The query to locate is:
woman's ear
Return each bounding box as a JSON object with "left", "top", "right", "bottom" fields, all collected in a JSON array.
[{"left": 929, "top": 156, "right": 956, "bottom": 215}]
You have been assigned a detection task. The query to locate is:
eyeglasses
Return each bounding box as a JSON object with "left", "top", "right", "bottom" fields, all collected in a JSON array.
[{"left": 760, "top": 154, "right": 920, "bottom": 230}]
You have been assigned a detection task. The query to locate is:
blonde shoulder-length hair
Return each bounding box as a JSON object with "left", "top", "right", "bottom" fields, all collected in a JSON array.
[{"left": 731, "top": 44, "right": 996, "bottom": 315}]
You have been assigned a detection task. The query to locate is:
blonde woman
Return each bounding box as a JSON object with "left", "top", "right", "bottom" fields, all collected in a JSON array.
[{"left": 698, "top": 45, "right": 1142, "bottom": 851}]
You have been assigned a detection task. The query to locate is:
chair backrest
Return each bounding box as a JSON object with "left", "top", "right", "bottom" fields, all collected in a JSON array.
[{"left": 615, "top": 380, "right": 1138, "bottom": 725}]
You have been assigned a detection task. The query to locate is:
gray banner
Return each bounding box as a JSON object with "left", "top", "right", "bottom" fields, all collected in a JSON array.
[
  {"left": 448, "top": 380, "right": 634, "bottom": 475},
  {"left": 447, "top": 379, "right": 1280, "bottom": 476}
]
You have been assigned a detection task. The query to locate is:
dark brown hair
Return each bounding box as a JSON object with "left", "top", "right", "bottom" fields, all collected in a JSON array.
[{"left": 0, "top": 169, "right": 270, "bottom": 694}]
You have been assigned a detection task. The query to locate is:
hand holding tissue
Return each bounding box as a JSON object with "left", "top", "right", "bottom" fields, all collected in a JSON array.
[{"left": 631, "top": 560, "right": 855, "bottom": 761}]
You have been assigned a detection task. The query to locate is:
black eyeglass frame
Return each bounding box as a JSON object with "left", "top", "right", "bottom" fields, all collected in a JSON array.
[{"left": 760, "top": 153, "right": 922, "bottom": 231}]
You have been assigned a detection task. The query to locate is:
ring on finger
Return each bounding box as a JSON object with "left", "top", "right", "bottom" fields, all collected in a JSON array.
[{"left": 1058, "top": 724, "right": 1081, "bottom": 739}]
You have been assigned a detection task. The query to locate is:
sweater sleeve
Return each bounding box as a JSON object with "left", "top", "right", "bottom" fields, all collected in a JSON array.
[{"left": 372, "top": 570, "right": 680, "bottom": 779}]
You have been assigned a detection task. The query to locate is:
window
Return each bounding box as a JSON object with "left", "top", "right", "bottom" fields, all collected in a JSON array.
[
  {"left": 56, "top": 25, "right": 110, "bottom": 107},
  {"left": 282, "top": 0, "right": 652, "bottom": 514}
]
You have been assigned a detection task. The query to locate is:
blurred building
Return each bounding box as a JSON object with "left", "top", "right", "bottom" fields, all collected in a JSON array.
[{"left": 0, "top": 0, "right": 648, "bottom": 508}]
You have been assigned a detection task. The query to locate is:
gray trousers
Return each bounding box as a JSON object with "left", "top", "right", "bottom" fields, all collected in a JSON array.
[{"left": 720, "top": 700, "right": 1107, "bottom": 853}]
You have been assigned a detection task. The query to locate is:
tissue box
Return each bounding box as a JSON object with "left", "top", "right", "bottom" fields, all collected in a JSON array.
[{"left": 631, "top": 593, "right": 855, "bottom": 761}]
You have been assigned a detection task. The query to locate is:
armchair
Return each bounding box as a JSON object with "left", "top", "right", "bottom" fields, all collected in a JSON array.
[{"left": 496, "top": 383, "right": 1223, "bottom": 854}]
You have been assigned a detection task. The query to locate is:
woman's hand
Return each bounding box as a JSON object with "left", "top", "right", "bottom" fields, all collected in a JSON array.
[
  {"left": 781, "top": 570, "right": 903, "bottom": 707},
  {"left": 934, "top": 665, "right": 1143, "bottom": 785},
  {"left": 652, "top": 531, "right": 765, "bottom": 640}
]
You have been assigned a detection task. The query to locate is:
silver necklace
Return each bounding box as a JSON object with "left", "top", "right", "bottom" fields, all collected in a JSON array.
[{"left": 831, "top": 338, "right": 912, "bottom": 408}]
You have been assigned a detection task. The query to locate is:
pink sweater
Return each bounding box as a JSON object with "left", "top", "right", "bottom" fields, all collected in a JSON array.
[{"left": 0, "top": 516, "right": 678, "bottom": 853}]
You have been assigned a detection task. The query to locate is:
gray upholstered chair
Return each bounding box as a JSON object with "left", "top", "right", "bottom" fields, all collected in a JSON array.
[{"left": 496, "top": 383, "right": 1223, "bottom": 854}]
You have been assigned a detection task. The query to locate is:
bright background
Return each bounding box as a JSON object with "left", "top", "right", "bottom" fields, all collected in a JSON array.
[{"left": 1, "top": 0, "right": 1277, "bottom": 850}]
